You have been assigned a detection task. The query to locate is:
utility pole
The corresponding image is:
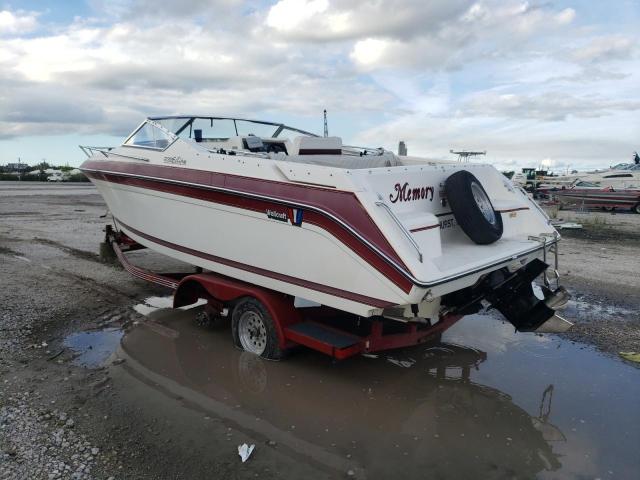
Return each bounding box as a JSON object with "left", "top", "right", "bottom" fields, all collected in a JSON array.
[{"left": 323, "top": 110, "right": 328, "bottom": 138}]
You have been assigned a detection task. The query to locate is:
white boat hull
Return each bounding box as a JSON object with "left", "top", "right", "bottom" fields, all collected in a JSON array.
[{"left": 93, "top": 178, "right": 408, "bottom": 315}]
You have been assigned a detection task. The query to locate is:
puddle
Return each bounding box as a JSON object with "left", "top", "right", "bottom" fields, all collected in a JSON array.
[
  {"left": 109, "top": 309, "right": 640, "bottom": 479},
  {"left": 63, "top": 328, "right": 124, "bottom": 367},
  {"left": 563, "top": 298, "right": 635, "bottom": 319}
]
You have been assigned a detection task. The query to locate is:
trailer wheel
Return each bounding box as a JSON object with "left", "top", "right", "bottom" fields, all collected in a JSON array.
[
  {"left": 445, "top": 170, "right": 503, "bottom": 245},
  {"left": 634, "top": 203, "right": 640, "bottom": 214},
  {"left": 231, "top": 298, "right": 285, "bottom": 359}
]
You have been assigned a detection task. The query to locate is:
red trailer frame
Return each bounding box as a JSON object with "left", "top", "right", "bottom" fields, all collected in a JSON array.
[{"left": 107, "top": 226, "right": 463, "bottom": 360}]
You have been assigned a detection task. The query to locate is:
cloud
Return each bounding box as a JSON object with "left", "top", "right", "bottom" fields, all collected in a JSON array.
[
  {"left": 0, "top": 9, "right": 38, "bottom": 36},
  {"left": 89, "top": 0, "right": 242, "bottom": 19},
  {"left": 265, "top": 0, "right": 473, "bottom": 42},
  {"left": 568, "top": 35, "right": 636, "bottom": 63},
  {"left": 0, "top": 0, "right": 637, "bottom": 171},
  {"left": 462, "top": 91, "right": 640, "bottom": 121},
  {"left": 266, "top": 0, "right": 330, "bottom": 31},
  {"left": 346, "top": 1, "right": 578, "bottom": 71},
  {"left": 353, "top": 111, "right": 639, "bottom": 172},
  {"left": 0, "top": 12, "right": 394, "bottom": 140},
  {"left": 350, "top": 38, "right": 387, "bottom": 66},
  {"left": 1, "top": 88, "right": 106, "bottom": 125}
]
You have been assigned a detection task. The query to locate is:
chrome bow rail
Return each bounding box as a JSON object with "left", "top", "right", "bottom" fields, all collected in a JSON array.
[{"left": 79, "top": 145, "right": 149, "bottom": 162}]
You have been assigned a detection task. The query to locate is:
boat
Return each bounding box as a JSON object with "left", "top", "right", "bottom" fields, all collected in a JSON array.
[
  {"left": 513, "top": 152, "right": 640, "bottom": 193},
  {"left": 80, "top": 115, "right": 571, "bottom": 357},
  {"left": 578, "top": 165, "right": 640, "bottom": 189},
  {"left": 545, "top": 182, "right": 640, "bottom": 213}
]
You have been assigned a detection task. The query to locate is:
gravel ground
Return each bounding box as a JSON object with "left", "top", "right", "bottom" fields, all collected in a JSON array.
[
  {"left": 1, "top": 183, "right": 639, "bottom": 479},
  {"left": 0, "top": 185, "right": 331, "bottom": 479}
]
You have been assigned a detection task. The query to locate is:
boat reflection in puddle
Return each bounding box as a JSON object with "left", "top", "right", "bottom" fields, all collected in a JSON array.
[{"left": 113, "top": 306, "right": 572, "bottom": 479}]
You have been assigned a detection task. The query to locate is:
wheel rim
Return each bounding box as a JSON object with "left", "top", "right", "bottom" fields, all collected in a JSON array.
[
  {"left": 238, "top": 311, "right": 267, "bottom": 355},
  {"left": 470, "top": 182, "right": 497, "bottom": 225}
]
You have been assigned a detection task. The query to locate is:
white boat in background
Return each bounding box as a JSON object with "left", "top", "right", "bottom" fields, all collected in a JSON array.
[
  {"left": 578, "top": 165, "right": 640, "bottom": 189},
  {"left": 80, "top": 115, "right": 571, "bottom": 355},
  {"left": 514, "top": 153, "right": 640, "bottom": 192}
]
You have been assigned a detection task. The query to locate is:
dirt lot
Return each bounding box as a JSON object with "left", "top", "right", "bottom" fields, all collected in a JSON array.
[{"left": 1, "top": 183, "right": 639, "bottom": 480}]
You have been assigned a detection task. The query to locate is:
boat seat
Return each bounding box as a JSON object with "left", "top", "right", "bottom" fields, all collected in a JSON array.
[{"left": 289, "top": 136, "right": 342, "bottom": 155}]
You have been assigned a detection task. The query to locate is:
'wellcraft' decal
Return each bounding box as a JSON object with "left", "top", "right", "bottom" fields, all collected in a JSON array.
[
  {"left": 163, "top": 156, "right": 186, "bottom": 165},
  {"left": 389, "top": 183, "right": 435, "bottom": 203},
  {"left": 266, "top": 209, "right": 288, "bottom": 222},
  {"left": 266, "top": 208, "right": 304, "bottom": 226}
]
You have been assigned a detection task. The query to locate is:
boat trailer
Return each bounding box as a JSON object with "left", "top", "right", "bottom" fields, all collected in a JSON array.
[
  {"left": 104, "top": 225, "right": 462, "bottom": 360},
  {"left": 105, "top": 224, "right": 570, "bottom": 359}
]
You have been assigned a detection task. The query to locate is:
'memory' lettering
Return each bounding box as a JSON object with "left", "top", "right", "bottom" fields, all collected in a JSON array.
[{"left": 389, "top": 182, "right": 435, "bottom": 203}]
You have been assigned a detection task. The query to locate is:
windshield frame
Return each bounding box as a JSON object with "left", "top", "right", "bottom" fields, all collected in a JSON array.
[
  {"left": 148, "top": 115, "right": 319, "bottom": 139},
  {"left": 121, "top": 119, "right": 179, "bottom": 151}
]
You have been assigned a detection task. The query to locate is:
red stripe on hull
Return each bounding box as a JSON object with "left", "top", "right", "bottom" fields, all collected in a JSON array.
[
  {"left": 116, "top": 219, "right": 395, "bottom": 309},
  {"left": 82, "top": 160, "right": 414, "bottom": 293},
  {"left": 409, "top": 225, "right": 439, "bottom": 233},
  {"left": 82, "top": 159, "right": 404, "bottom": 261}
]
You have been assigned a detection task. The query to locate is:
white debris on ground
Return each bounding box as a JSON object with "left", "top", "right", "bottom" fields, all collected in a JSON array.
[
  {"left": 551, "top": 222, "right": 583, "bottom": 229},
  {"left": 0, "top": 393, "right": 103, "bottom": 480},
  {"left": 386, "top": 358, "right": 416, "bottom": 368},
  {"left": 237, "top": 443, "right": 255, "bottom": 463}
]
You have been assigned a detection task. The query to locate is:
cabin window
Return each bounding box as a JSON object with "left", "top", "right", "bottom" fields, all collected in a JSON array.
[
  {"left": 125, "top": 122, "right": 173, "bottom": 150},
  {"left": 603, "top": 173, "right": 633, "bottom": 178}
]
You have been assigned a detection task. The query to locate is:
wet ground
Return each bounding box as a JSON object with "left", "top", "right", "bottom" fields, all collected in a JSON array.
[
  {"left": 1, "top": 182, "right": 639, "bottom": 479},
  {"left": 91, "top": 302, "right": 640, "bottom": 479}
]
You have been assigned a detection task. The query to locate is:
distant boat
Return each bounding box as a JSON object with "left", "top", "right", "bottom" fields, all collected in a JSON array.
[{"left": 545, "top": 183, "right": 640, "bottom": 213}]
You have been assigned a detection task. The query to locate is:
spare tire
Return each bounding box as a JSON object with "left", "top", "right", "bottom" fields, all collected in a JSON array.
[{"left": 445, "top": 170, "right": 503, "bottom": 245}]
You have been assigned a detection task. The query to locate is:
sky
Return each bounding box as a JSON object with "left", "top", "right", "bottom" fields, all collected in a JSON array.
[{"left": 0, "top": 0, "right": 638, "bottom": 172}]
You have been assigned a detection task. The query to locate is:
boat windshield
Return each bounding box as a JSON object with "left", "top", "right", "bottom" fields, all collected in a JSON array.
[
  {"left": 611, "top": 163, "right": 632, "bottom": 170},
  {"left": 151, "top": 116, "right": 318, "bottom": 142}
]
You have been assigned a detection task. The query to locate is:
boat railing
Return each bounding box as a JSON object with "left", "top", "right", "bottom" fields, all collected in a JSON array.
[
  {"left": 375, "top": 194, "right": 423, "bottom": 263},
  {"left": 79, "top": 145, "right": 149, "bottom": 162},
  {"left": 79, "top": 145, "right": 115, "bottom": 158},
  {"left": 528, "top": 233, "right": 560, "bottom": 290}
]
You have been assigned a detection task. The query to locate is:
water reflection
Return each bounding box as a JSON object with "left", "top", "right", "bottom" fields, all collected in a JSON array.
[
  {"left": 64, "top": 328, "right": 124, "bottom": 367},
  {"left": 116, "top": 308, "right": 565, "bottom": 479}
]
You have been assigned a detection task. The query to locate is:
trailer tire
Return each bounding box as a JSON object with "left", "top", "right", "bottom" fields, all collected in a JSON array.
[
  {"left": 634, "top": 203, "right": 640, "bottom": 214},
  {"left": 445, "top": 170, "right": 503, "bottom": 245},
  {"left": 231, "top": 297, "right": 285, "bottom": 360}
]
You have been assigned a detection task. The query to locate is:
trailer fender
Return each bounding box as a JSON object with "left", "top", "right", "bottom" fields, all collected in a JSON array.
[{"left": 173, "top": 273, "right": 302, "bottom": 348}]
